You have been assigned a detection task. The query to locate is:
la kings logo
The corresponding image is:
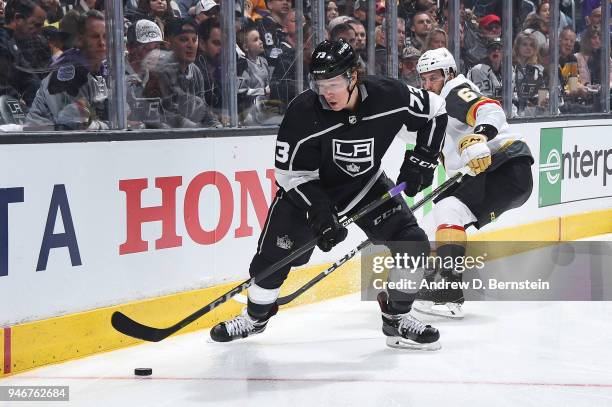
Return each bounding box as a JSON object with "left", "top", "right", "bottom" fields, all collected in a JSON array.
[{"left": 332, "top": 138, "right": 374, "bottom": 177}]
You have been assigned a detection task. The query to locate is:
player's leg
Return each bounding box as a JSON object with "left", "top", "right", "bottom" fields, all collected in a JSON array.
[
  {"left": 413, "top": 196, "right": 474, "bottom": 319},
  {"left": 414, "top": 156, "right": 533, "bottom": 318},
  {"left": 356, "top": 175, "right": 440, "bottom": 350},
  {"left": 210, "top": 192, "right": 315, "bottom": 342}
]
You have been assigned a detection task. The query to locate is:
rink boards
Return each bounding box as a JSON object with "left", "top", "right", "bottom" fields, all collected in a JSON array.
[{"left": 0, "top": 119, "right": 611, "bottom": 375}]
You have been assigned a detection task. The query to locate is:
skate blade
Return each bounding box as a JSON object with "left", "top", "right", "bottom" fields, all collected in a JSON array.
[
  {"left": 413, "top": 301, "right": 464, "bottom": 319},
  {"left": 385, "top": 336, "right": 441, "bottom": 351}
]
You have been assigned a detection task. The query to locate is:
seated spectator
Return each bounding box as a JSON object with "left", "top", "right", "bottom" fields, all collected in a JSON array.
[
  {"left": 352, "top": 0, "right": 366, "bottom": 25},
  {"left": 0, "top": 0, "right": 5, "bottom": 25},
  {"left": 42, "top": 25, "right": 70, "bottom": 63},
  {"left": 558, "top": 26, "right": 589, "bottom": 112},
  {"left": 522, "top": 18, "right": 546, "bottom": 51},
  {"left": 325, "top": 0, "right": 338, "bottom": 27},
  {"left": 41, "top": 0, "right": 63, "bottom": 23},
  {"left": 25, "top": 10, "right": 109, "bottom": 130},
  {"left": 128, "top": 0, "right": 178, "bottom": 34},
  {"left": 512, "top": 30, "right": 545, "bottom": 116},
  {"left": 375, "top": 17, "right": 406, "bottom": 75},
  {"left": 237, "top": 27, "right": 271, "bottom": 120},
  {"left": 461, "top": 12, "right": 494, "bottom": 70},
  {"left": 409, "top": 10, "right": 432, "bottom": 50},
  {"left": 191, "top": 0, "right": 218, "bottom": 25},
  {"left": 575, "top": 25, "right": 612, "bottom": 87},
  {"left": 0, "top": 0, "right": 47, "bottom": 105},
  {"left": 579, "top": 5, "right": 601, "bottom": 41},
  {"left": 467, "top": 36, "right": 503, "bottom": 101},
  {"left": 154, "top": 18, "right": 220, "bottom": 127},
  {"left": 73, "top": 0, "right": 97, "bottom": 14},
  {"left": 195, "top": 17, "right": 221, "bottom": 112},
  {"left": 348, "top": 18, "right": 366, "bottom": 61},
  {"left": 399, "top": 45, "right": 420, "bottom": 87},
  {"left": 125, "top": 19, "right": 167, "bottom": 128},
  {"left": 423, "top": 27, "right": 447, "bottom": 51},
  {"left": 330, "top": 22, "right": 356, "bottom": 49}
]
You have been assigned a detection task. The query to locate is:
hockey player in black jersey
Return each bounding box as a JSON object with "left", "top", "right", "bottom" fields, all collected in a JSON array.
[
  {"left": 413, "top": 48, "right": 534, "bottom": 319},
  {"left": 210, "top": 40, "right": 448, "bottom": 350}
]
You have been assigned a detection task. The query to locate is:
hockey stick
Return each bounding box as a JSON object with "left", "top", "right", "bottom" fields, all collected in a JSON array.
[
  {"left": 111, "top": 182, "right": 407, "bottom": 342},
  {"left": 276, "top": 168, "right": 470, "bottom": 306}
]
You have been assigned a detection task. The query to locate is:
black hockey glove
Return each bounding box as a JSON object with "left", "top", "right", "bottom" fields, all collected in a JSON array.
[
  {"left": 307, "top": 203, "right": 348, "bottom": 252},
  {"left": 397, "top": 145, "right": 438, "bottom": 197}
]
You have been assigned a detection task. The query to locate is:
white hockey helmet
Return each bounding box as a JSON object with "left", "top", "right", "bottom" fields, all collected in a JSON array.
[{"left": 416, "top": 47, "right": 457, "bottom": 83}]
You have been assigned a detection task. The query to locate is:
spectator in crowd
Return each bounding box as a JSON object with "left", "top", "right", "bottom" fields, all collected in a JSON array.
[
  {"left": 41, "top": 0, "right": 63, "bottom": 23},
  {"left": 256, "top": 0, "right": 289, "bottom": 67},
  {"left": 423, "top": 27, "right": 447, "bottom": 51},
  {"left": 467, "top": 36, "right": 503, "bottom": 101},
  {"left": 399, "top": 45, "right": 420, "bottom": 87},
  {"left": 0, "top": 0, "right": 5, "bottom": 24},
  {"left": 237, "top": 27, "right": 270, "bottom": 119},
  {"left": 352, "top": 0, "right": 366, "bottom": 25},
  {"left": 330, "top": 22, "right": 356, "bottom": 49},
  {"left": 348, "top": 18, "right": 366, "bottom": 59},
  {"left": 129, "top": 0, "right": 178, "bottom": 34},
  {"left": 26, "top": 10, "right": 109, "bottom": 130},
  {"left": 176, "top": 0, "right": 195, "bottom": 17},
  {"left": 410, "top": 10, "right": 432, "bottom": 50},
  {"left": 125, "top": 18, "right": 167, "bottom": 128},
  {"left": 579, "top": 5, "right": 602, "bottom": 41},
  {"left": 0, "top": 0, "right": 47, "bottom": 105},
  {"left": 374, "top": 0, "right": 385, "bottom": 25},
  {"left": 192, "top": 0, "right": 218, "bottom": 25},
  {"left": 577, "top": 25, "right": 612, "bottom": 90},
  {"left": 195, "top": 17, "right": 221, "bottom": 112},
  {"left": 558, "top": 26, "right": 589, "bottom": 111},
  {"left": 155, "top": 18, "right": 220, "bottom": 127},
  {"left": 42, "top": 25, "right": 69, "bottom": 63},
  {"left": 375, "top": 17, "right": 406, "bottom": 75},
  {"left": 479, "top": 13, "right": 501, "bottom": 40},
  {"left": 326, "top": 0, "right": 338, "bottom": 27},
  {"left": 522, "top": 11, "right": 549, "bottom": 51},
  {"left": 512, "top": 30, "right": 545, "bottom": 116},
  {"left": 73, "top": 0, "right": 97, "bottom": 14}
]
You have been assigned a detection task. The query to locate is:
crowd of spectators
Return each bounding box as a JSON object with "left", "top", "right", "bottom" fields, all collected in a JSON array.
[{"left": 0, "top": 0, "right": 611, "bottom": 131}]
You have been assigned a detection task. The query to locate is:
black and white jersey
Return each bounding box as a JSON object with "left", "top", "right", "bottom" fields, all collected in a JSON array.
[{"left": 274, "top": 75, "right": 447, "bottom": 215}]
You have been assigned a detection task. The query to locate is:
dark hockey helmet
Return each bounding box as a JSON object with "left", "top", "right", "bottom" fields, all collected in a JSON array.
[{"left": 309, "top": 39, "right": 358, "bottom": 80}]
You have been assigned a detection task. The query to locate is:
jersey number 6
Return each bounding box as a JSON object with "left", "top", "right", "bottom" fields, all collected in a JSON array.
[
  {"left": 276, "top": 141, "right": 290, "bottom": 163},
  {"left": 457, "top": 88, "right": 478, "bottom": 102}
]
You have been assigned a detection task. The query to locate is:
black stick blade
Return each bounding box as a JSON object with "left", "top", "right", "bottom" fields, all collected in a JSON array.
[{"left": 111, "top": 311, "right": 174, "bottom": 342}]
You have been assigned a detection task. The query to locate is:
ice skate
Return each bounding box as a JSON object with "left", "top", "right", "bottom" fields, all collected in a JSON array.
[
  {"left": 210, "top": 304, "right": 278, "bottom": 342},
  {"left": 377, "top": 292, "right": 441, "bottom": 351},
  {"left": 414, "top": 270, "right": 465, "bottom": 319}
]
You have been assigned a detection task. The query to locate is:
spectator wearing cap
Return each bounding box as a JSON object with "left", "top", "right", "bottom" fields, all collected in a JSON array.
[
  {"left": 26, "top": 10, "right": 110, "bottom": 130},
  {"left": 479, "top": 14, "right": 501, "bottom": 40},
  {"left": 399, "top": 45, "right": 420, "bottom": 87},
  {"left": 192, "top": 0, "right": 218, "bottom": 25},
  {"left": 467, "top": 37, "right": 503, "bottom": 101},
  {"left": 409, "top": 10, "right": 432, "bottom": 51},
  {"left": 1, "top": 0, "right": 47, "bottom": 105},
  {"left": 153, "top": 18, "right": 220, "bottom": 127},
  {"left": 461, "top": 12, "right": 496, "bottom": 71},
  {"left": 42, "top": 25, "right": 70, "bottom": 62},
  {"left": 125, "top": 19, "right": 168, "bottom": 128},
  {"left": 255, "top": 0, "right": 289, "bottom": 67}
]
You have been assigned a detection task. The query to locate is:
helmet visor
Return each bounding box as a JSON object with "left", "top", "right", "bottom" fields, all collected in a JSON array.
[{"left": 308, "top": 72, "right": 351, "bottom": 95}]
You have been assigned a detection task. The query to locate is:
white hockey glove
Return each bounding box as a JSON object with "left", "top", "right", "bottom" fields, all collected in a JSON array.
[{"left": 458, "top": 134, "right": 491, "bottom": 175}]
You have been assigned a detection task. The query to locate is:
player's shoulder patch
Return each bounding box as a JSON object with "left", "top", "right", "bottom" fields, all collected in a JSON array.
[
  {"left": 445, "top": 83, "right": 498, "bottom": 126},
  {"left": 48, "top": 64, "right": 89, "bottom": 96}
]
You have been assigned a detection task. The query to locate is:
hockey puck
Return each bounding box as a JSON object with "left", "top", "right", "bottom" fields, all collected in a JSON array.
[{"left": 134, "top": 368, "right": 152, "bottom": 376}]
